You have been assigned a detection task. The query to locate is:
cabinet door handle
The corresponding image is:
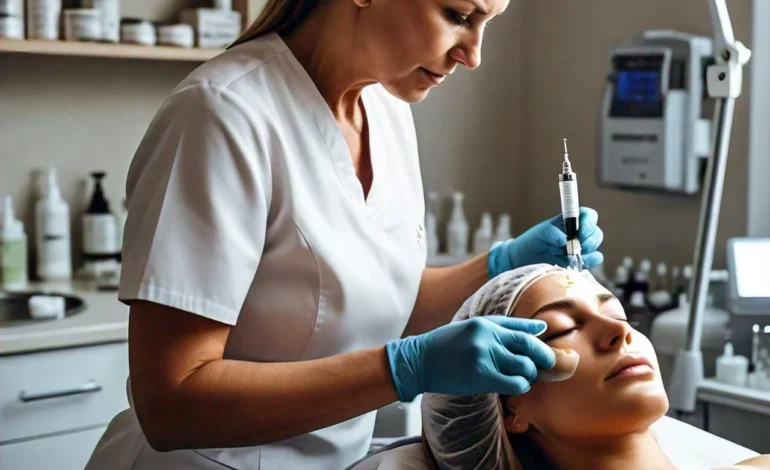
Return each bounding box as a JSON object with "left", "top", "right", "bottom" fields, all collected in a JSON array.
[{"left": 19, "top": 380, "right": 102, "bottom": 403}]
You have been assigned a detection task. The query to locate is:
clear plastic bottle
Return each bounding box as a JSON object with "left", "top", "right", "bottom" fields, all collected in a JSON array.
[
  {"left": 446, "top": 192, "right": 469, "bottom": 258},
  {"left": 494, "top": 214, "right": 512, "bottom": 244},
  {"left": 647, "top": 262, "right": 673, "bottom": 312},
  {"left": 472, "top": 212, "right": 493, "bottom": 254},
  {"left": 35, "top": 168, "right": 72, "bottom": 281},
  {"left": 425, "top": 191, "right": 439, "bottom": 258}
]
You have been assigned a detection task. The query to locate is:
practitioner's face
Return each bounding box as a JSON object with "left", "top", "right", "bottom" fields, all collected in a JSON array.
[{"left": 354, "top": 0, "right": 508, "bottom": 102}]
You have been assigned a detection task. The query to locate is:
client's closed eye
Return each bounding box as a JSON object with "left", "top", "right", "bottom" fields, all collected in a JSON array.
[
  {"left": 543, "top": 326, "right": 579, "bottom": 342},
  {"left": 543, "top": 318, "right": 639, "bottom": 343}
]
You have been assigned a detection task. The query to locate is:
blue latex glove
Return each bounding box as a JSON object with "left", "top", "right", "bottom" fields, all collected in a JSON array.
[
  {"left": 487, "top": 207, "right": 604, "bottom": 278},
  {"left": 386, "top": 316, "right": 555, "bottom": 402}
]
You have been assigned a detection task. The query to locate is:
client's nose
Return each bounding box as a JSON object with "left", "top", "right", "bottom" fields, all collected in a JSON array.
[{"left": 599, "top": 319, "right": 633, "bottom": 351}]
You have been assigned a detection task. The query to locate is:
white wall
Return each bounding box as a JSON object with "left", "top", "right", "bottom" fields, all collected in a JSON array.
[
  {"left": 412, "top": 0, "right": 524, "bottom": 245},
  {"left": 0, "top": 55, "right": 197, "bottom": 267}
]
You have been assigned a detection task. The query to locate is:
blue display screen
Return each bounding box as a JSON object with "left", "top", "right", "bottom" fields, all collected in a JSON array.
[
  {"left": 610, "top": 54, "right": 665, "bottom": 118},
  {"left": 615, "top": 70, "right": 661, "bottom": 103}
]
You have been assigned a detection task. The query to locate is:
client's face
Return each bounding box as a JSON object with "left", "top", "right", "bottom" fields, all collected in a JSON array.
[{"left": 502, "top": 271, "right": 668, "bottom": 440}]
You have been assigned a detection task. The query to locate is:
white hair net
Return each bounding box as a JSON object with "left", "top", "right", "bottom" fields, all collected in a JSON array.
[{"left": 420, "top": 264, "right": 595, "bottom": 470}]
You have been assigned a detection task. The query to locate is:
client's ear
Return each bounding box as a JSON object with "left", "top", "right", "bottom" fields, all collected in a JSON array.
[{"left": 501, "top": 397, "right": 531, "bottom": 434}]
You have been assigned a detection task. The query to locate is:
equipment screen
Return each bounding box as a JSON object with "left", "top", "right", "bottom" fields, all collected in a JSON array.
[
  {"left": 616, "top": 70, "right": 660, "bottom": 103},
  {"left": 734, "top": 240, "right": 770, "bottom": 298},
  {"left": 610, "top": 54, "right": 665, "bottom": 118}
]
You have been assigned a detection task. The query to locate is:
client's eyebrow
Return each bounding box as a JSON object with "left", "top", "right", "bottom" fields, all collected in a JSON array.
[{"left": 529, "top": 293, "right": 619, "bottom": 319}]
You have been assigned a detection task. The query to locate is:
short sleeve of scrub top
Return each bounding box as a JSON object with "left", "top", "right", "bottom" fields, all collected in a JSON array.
[
  {"left": 118, "top": 82, "right": 271, "bottom": 324},
  {"left": 111, "top": 33, "right": 428, "bottom": 470}
]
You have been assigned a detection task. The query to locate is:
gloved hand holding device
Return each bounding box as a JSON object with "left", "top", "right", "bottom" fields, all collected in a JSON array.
[{"left": 487, "top": 207, "right": 605, "bottom": 277}]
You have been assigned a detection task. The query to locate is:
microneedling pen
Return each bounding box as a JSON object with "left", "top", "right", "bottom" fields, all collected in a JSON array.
[{"left": 559, "top": 138, "right": 582, "bottom": 268}]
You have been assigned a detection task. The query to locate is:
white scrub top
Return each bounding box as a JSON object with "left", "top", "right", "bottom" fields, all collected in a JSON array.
[{"left": 86, "top": 32, "right": 427, "bottom": 470}]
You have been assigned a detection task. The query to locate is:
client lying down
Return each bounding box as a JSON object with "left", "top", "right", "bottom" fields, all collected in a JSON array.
[{"left": 349, "top": 264, "right": 768, "bottom": 470}]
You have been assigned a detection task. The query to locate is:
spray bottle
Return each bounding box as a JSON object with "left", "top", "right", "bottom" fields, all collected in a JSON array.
[
  {"left": 472, "top": 212, "right": 494, "bottom": 254},
  {"left": 447, "top": 192, "right": 469, "bottom": 257},
  {"left": 1, "top": 196, "right": 28, "bottom": 290},
  {"left": 425, "top": 191, "right": 439, "bottom": 258},
  {"left": 494, "top": 214, "right": 512, "bottom": 244}
]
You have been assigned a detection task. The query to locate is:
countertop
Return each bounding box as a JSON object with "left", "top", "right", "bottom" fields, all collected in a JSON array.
[
  {"left": 0, "top": 281, "right": 129, "bottom": 356},
  {"left": 699, "top": 377, "right": 770, "bottom": 414}
]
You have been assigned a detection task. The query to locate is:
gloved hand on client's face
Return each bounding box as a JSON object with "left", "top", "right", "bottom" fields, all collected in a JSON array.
[
  {"left": 487, "top": 207, "right": 604, "bottom": 278},
  {"left": 386, "top": 316, "right": 555, "bottom": 402}
]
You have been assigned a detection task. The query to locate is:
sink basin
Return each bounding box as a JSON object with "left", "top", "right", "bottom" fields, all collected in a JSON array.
[{"left": 0, "top": 291, "right": 86, "bottom": 328}]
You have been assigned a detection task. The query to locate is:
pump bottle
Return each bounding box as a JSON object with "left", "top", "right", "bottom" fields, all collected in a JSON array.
[
  {"left": 82, "top": 172, "right": 119, "bottom": 277},
  {"left": 35, "top": 168, "right": 72, "bottom": 280}
]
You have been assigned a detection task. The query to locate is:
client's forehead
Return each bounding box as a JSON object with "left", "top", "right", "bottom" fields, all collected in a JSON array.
[{"left": 512, "top": 272, "right": 607, "bottom": 318}]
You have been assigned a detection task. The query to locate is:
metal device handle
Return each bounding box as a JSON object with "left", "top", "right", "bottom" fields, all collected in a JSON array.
[{"left": 19, "top": 381, "right": 102, "bottom": 403}]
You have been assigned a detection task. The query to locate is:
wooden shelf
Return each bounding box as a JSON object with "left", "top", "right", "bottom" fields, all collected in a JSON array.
[{"left": 0, "top": 39, "right": 224, "bottom": 62}]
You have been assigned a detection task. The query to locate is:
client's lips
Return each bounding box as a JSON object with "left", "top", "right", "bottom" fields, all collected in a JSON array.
[{"left": 605, "top": 355, "right": 653, "bottom": 381}]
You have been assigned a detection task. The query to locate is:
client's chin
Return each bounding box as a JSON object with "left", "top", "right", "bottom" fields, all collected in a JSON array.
[{"left": 608, "top": 385, "right": 670, "bottom": 434}]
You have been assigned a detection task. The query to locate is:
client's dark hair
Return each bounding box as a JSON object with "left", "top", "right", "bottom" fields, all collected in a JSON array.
[{"left": 500, "top": 397, "right": 559, "bottom": 470}]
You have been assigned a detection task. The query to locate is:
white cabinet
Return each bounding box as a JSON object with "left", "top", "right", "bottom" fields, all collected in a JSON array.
[
  {"left": 0, "top": 342, "right": 129, "bottom": 469},
  {"left": 0, "top": 426, "right": 106, "bottom": 470}
]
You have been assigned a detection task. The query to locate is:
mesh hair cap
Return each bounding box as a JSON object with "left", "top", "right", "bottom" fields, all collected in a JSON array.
[{"left": 421, "top": 264, "right": 597, "bottom": 470}]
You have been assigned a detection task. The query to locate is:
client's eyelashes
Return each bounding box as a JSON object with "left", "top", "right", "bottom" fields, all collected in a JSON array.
[
  {"left": 544, "top": 319, "right": 640, "bottom": 342},
  {"left": 544, "top": 327, "right": 579, "bottom": 342}
]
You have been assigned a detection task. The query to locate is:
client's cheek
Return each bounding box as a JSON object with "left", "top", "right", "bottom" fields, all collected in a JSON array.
[{"left": 537, "top": 348, "right": 580, "bottom": 383}]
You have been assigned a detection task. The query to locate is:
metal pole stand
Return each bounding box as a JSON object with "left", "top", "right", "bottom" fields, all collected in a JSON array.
[{"left": 668, "top": 0, "right": 751, "bottom": 414}]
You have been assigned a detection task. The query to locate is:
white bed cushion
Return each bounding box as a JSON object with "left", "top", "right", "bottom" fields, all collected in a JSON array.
[
  {"left": 651, "top": 415, "right": 759, "bottom": 470},
  {"left": 350, "top": 442, "right": 430, "bottom": 470},
  {"left": 351, "top": 416, "right": 760, "bottom": 469}
]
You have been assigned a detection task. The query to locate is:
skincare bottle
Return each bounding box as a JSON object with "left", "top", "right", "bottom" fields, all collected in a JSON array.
[
  {"left": 716, "top": 342, "right": 749, "bottom": 387},
  {"left": 636, "top": 259, "right": 651, "bottom": 295},
  {"left": 447, "top": 192, "right": 469, "bottom": 257},
  {"left": 35, "top": 168, "right": 72, "bottom": 280},
  {"left": 81, "top": 172, "right": 119, "bottom": 277},
  {"left": 0, "top": 195, "right": 28, "bottom": 291},
  {"left": 472, "top": 212, "right": 494, "bottom": 254},
  {"left": 425, "top": 191, "right": 439, "bottom": 258},
  {"left": 115, "top": 198, "right": 127, "bottom": 263},
  {"left": 494, "top": 214, "right": 512, "bottom": 244}
]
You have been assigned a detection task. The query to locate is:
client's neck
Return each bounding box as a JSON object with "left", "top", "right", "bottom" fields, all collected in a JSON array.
[{"left": 538, "top": 430, "right": 676, "bottom": 470}]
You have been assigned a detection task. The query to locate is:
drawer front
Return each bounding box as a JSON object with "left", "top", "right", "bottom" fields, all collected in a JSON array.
[
  {"left": 0, "top": 343, "right": 129, "bottom": 443},
  {"left": 0, "top": 426, "right": 106, "bottom": 470}
]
